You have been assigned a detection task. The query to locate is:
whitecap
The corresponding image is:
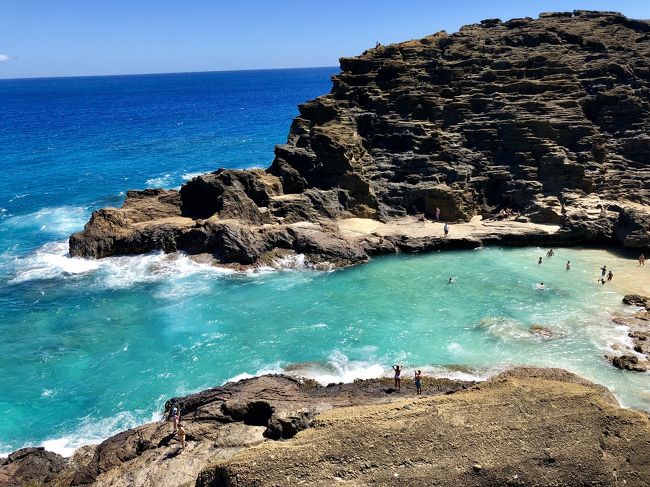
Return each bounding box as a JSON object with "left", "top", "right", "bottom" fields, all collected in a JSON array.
[
  {"left": 9, "top": 241, "right": 100, "bottom": 283},
  {"left": 4, "top": 206, "right": 89, "bottom": 235},
  {"left": 9, "top": 243, "right": 235, "bottom": 287},
  {"left": 181, "top": 171, "right": 206, "bottom": 181},
  {"left": 39, "top": 409, "right": 162, "bottom": 457},
  {"left": 145, "top": 173, "right": 173, "bottom": 187}
]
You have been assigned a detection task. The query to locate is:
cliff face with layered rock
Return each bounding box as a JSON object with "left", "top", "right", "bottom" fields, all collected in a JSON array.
[{"left": 70, "top": 10, "right": 650, "bottom": 266}]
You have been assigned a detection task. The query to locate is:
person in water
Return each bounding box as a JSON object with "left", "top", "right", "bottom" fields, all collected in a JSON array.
[
  {"left": 393, "top": 364, "right": 402, "bottom": 390},
  {"left": 448, "top": 277, "right": 453, "bottom": 285},
  {"left": 640, "top": 253, "right": 646, "bottom": 266},
  {"left": 607, "top": 270, "right": 613, "bottom": 282},
  {"left": 443, "top": 222, "right": 449, "bottom": 237},
  {"left": 566, "top": 261, "right": 571, "bottom": 270},
  {"left": 414, "top": 370, "right": 422, "bottom": 395},
  {"left": 546, "top": 249, "right": 555, "bottom": 257},
  {"left": 538, "top": 257, "right": 543, "bottom": 264},
  {"left": 601, "top": 265, "right": 607, "bottom": 277},
  {"left": 538, "top": 282, "right": 545, "bottom": 290},
  {"left": 177, "top": 423, "right": 186, "bottom": 449}
]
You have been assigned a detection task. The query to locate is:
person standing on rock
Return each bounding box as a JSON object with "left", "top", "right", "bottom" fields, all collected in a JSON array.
[
  {"left": 177, "top": 423, "right": 186, "bottom": 449},
  {"left": 640, "top": 254, "right": 646, "bottom": 266},
  {"left": 414, "top": 370, "right": 422, "bottom": 395},
  {"left": 393, "top": 365, "right": 402, "bottom": 391},
  {"left": 443, "top": 222, "right": 449, "bottom": 237},
  {"left": 435, "top": 207, "right": 441, "bottom": 221},
  {"left": 170, "top": 406, "right": 180, "bottom": 434}
]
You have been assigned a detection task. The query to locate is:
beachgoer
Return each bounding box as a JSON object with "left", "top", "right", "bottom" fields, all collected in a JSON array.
[
  {"left": 418, "top": 213, "right": 427, "bottom": 224},
  {"left": 435, "top": 207, "right": 441, "bottom": 221},
  {"left": 546, "top": 249, "right": 554, "bottom": 257},
  {"left": 443, "top": 222, "right": 449, "bottom": 237},
  {"left": 173, "top": 408, "right": 180, "bottom": 433},
  {"left": 601, "top": 265, "right": 607, "bottom": 277},
  {"left": 448, "top": 277, "right": 453, "bottom": 285},
  {"left": 566, "top": 261, "right": 571, "bottom": 270},
  {"left": 393, "top": 364, "right": 401, "bottom": 390},
  {"left": 414, "top": 370, "right": 422, "bottom": 395},
  {"left": 177, "top": 423, "right": 186, "bottom": 448},
  {"left": 538, "top": 282, "right": 545, "bottom": 290},
  {"left": 169, "top": 406, "right": 179, "bottom": 433},
  {"left": 640, "top": 254, "right": 646, "bottom": 266},
  {"left": 607, "top": 270, "right": 613, "bottom": 282},
  {"left": 375, "top": 41, "right": 381, "bottom": 48},
  {"left": 538, "top": 257, "right": 543, "bottom": 265},
  {"left": 599, "top": 278, "right": 606, "bottom": 285}
]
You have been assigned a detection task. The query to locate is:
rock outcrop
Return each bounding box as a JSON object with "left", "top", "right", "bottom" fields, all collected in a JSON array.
[
  {"left": 607, "top": 294, "right": 650, "bottom": 372},
  {"left": 70, "top": 11, "right": 650, "bottom": 267},
  {"left": 4, "top": 368, "right": 650, "bottom": 487}
]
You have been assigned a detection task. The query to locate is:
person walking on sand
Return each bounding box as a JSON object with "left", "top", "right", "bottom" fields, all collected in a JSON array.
[
  {"left": 443, "top": 222, "right": 449, "bottom": 237},
  {"left": 177, "top": 423, "right": 186, "bottom": 449},
  {"left": 538, "top": 257, "right": 543, "bottom": 265},
  {"left": 435, "top": 207, "right": 441, "bottom": 221},
  {"left": 607, "top": 270, "right": 613, "bottom": 282},
  {"left": 640, "top": 253, "right": 646, "bottom": 266},
  {"left": 393, "top": 364, "right": 402, "bottom": 390},
  {"left": 566, "top": 261, "right": 571, "bottom": 270},
  {"left": 414, "top": 370, "right": 422, "bottom": 395}
]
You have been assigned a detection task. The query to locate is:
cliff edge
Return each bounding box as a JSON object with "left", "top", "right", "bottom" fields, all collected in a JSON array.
[
  {"left": 3, "top": 368, "right": 649, "bottom": 487},
  {"left": 70, "top": 11, "right": 650, "bottom": 267}
]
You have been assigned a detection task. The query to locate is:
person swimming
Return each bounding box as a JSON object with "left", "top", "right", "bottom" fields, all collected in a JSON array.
[
  {"left": 448, "top": 277, "right": 453, "bottom": 284},
  {"left": 537, "top": 282, "right": 545, "bottom": 290},
  {"left": 538, "top": 257, "right": 543, "bottom": 264},
  {"left": 566, "top": 261, "right": 571, "bottom": 270},
  {"left": 546, "top": 249, "right": 555, "bottom": 257}
]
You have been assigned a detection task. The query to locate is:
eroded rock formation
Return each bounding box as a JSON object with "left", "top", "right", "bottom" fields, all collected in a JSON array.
[
  {"left": 6, "top": 368, "right": 649, "bottom": 486},
  {"left": 70, "top": 11, "right": 650, "bottom": 267}
]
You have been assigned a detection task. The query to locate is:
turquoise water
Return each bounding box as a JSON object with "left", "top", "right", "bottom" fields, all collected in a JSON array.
[{"left": 1, "top": 69, "right": 648, "bottom": 457}]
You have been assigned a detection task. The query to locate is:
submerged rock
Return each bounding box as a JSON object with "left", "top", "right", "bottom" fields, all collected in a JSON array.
[{"left": 70, "top": 11, "right": 650, "bottom": 266}]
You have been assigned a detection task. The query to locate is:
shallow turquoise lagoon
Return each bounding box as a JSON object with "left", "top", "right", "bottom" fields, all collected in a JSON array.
[{"left": 1, "top": 245, "right": 648, "bottom": 455}]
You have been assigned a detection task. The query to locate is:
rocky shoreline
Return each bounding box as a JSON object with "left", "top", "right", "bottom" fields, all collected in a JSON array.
[
  {"left": 2, "top": 367, "right": 649, "bottom": 486},
  {"left": 68, "top": 10, "right": 649, "bottom": 269}
]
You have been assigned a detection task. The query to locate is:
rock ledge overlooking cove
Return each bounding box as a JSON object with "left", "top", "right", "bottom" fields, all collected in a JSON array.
[{"left": 70, "top": 10, "right": 649, "bottom": 267}]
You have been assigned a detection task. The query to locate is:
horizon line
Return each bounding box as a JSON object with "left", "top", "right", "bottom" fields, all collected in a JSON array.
[{"left": 0, "top": 65, "right": 340, "bottom": 82}]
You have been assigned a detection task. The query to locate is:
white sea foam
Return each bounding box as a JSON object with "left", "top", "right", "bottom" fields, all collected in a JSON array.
[
  {"left": 9, "top": 242, "right": 235, "bottom": 287},
  {"left": 5, "top": 206, "right": 89, "bottom": 235},
  {"left": 181, "top": 171, "right": 206, "bottom": 181},
  {"left": 145, "top": 173, "right": 174, "bottom": 187},
  {"left": 9, "top": 241, "right": 100, "bottom": 283}
]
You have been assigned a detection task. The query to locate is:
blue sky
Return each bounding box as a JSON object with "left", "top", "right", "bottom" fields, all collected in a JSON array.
[{"left": 1, "top": 0, "right": 649, "bottom": 79}]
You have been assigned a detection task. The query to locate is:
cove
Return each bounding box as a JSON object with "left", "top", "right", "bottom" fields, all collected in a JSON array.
[{"left": 1, "top": 245, "right": 648, "bottom": 456}]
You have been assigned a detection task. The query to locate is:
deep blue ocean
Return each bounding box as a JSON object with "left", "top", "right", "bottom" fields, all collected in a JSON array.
[{"left": 1, "top": 68, "right": 648, "bottom": 456}]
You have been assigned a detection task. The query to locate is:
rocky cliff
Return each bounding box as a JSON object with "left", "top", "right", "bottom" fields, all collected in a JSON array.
[
  {"left": 69, "top": 11, "right": 650, "bottom": 266},
  {"left": 3, "top": 368, "right": 650, "bottom": 487}
]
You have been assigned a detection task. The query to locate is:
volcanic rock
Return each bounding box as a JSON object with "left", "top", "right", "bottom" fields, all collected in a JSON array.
[{"left": 69, "top": 11, "right": 650, "bottom": 266}]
